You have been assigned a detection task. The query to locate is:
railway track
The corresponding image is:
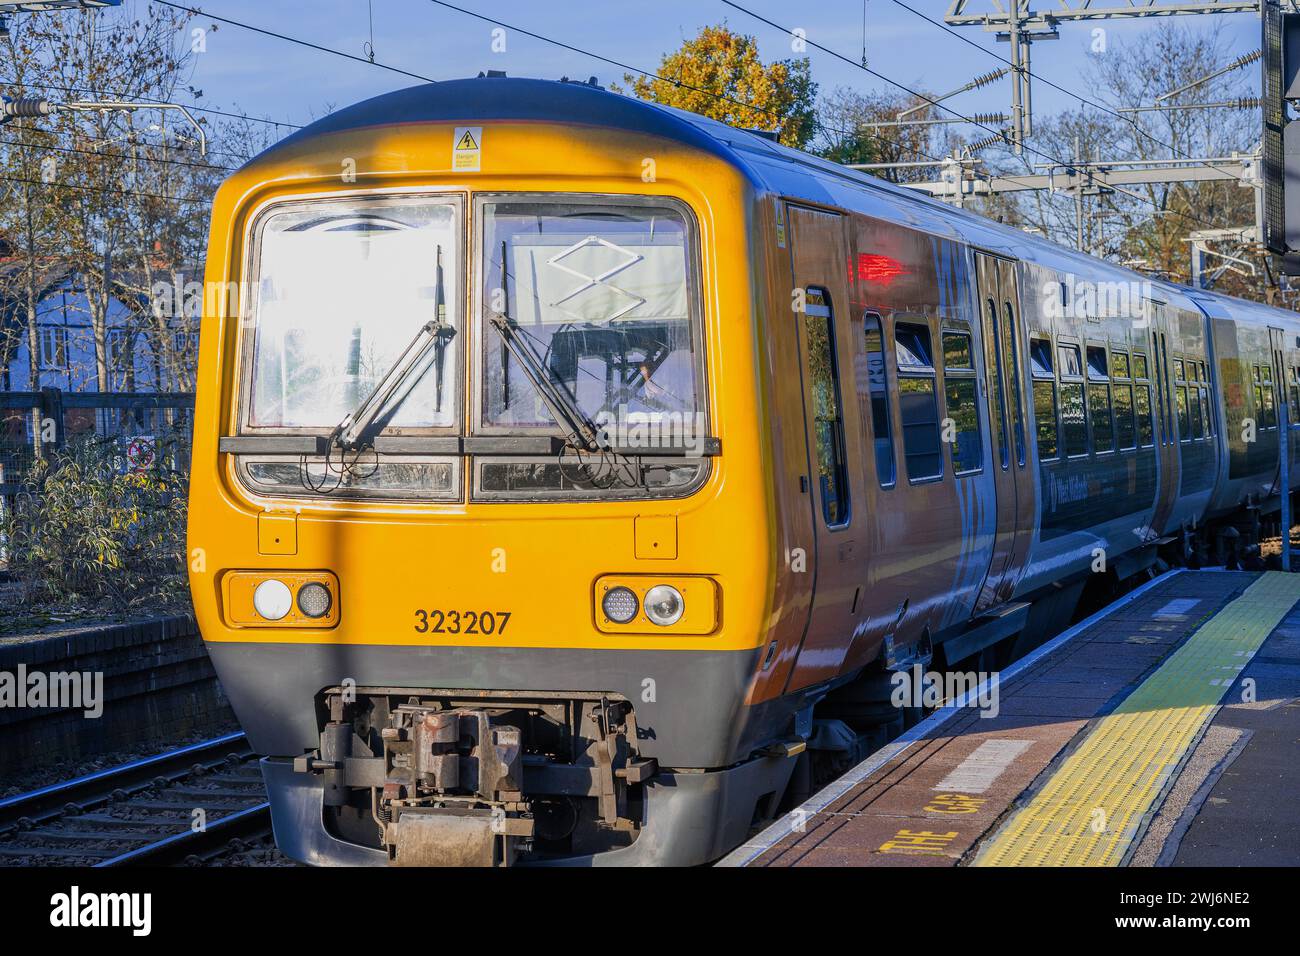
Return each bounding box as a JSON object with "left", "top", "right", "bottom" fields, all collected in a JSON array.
[{"left": 0, "top": 732, "right": 274, "bottom": 866}]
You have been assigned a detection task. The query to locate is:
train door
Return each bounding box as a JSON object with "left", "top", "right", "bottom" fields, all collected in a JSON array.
[
  {"left": 973, "top": 252, "right": 1034, "bottom": 612},
  {"left": 1146, "top": 302, "right": 1181, "bottom": 537},
  {"left": 782, "top": 203, "right": 864, "bottom": 691}
]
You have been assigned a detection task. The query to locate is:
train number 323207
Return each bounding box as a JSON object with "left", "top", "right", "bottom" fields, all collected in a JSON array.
[{"left": 413, "top": 609, "right": 512, "bottom": 635}]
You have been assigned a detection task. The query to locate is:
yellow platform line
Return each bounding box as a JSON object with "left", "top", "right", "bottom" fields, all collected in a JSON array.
[{"left": 974, "top": 571, "right": 1300, "bottom": 867}]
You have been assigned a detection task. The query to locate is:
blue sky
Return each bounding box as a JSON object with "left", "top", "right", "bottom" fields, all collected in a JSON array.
[{"left": 177, "top": 1, "right": 1265, "bottom": 136}]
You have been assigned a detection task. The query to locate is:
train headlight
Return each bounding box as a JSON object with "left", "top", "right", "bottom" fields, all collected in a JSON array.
[
  {"left": 592, "top": 576, "right": 717, "bottom": 635},
  {"left": 252, "top": 579, "right": 293, "bottom": 620},
  {"left": 297, "top": 582, "right": 333, "bottom": 619},
  {"left": 644, "top": 585, "right": 685, "bottom": 627},
  {"left": 601, "top": 586, "right": 639, "bottom": 624}
]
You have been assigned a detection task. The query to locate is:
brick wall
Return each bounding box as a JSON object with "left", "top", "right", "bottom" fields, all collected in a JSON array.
[{"left": 0, "top": 614, "right": 234, "bottom": 780}]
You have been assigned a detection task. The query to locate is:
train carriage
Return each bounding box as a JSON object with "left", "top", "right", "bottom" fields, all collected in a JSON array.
[{"left": 187, "top": 76, "right": 1300, "bottom": 866}]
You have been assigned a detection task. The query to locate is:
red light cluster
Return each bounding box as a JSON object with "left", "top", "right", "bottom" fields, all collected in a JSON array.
[{"left": 852, "top": 253, "right": 909, "bottom": 286}]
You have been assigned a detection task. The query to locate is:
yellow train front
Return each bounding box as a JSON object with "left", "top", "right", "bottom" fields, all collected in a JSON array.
[{"left": 189, "top": 77, "right": 801, "bottom": 866}]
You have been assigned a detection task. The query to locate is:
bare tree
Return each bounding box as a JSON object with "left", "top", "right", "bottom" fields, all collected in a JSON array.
[
  {"left": 816, "top": 86, "right": 962, "bottom": 184},
  {"left": 981, "top": 22, "right": 1264, "bottom": 297}
]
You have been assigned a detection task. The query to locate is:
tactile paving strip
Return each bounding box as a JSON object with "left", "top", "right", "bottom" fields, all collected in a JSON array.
[{"left": 973, "top": 571, "right": 1300, "bottom": 867}]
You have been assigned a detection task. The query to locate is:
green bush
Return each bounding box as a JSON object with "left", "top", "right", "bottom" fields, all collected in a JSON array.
[{"left": 2, "top": 436, "right": 189, "bottom": 611}]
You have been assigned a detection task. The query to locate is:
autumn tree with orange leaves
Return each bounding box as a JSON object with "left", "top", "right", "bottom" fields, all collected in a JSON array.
[{"left": 619, "top": 24, "right": 817, "bottom": 149}]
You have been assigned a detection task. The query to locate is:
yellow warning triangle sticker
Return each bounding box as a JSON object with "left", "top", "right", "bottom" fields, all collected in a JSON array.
[{"left": 455, "top": 130, "right": 478, "bottom": 150}]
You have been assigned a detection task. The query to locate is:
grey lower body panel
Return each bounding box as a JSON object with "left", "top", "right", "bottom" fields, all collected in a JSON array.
[
  {"left": 262, "top": 753, "right": 798, "bottom": 867},
  {"left": 206, "top": 639, "right": 799, "bottom": 768}
]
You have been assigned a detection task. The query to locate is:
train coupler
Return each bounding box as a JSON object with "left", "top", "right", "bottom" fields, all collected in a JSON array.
[{"left": 378, "top": 705, "right": 534, "bottom": 866}]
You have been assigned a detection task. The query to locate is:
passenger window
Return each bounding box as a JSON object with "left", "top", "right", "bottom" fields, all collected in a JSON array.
[
  {"left": 942, "top": 331, "right": 973, "bottom": 370},
  {"left": 1058, "top": 343, "right": 1083, "bottom": 377},
  {"left": 1058, "top": 343, "right": 1087, "bottom": 457},
  {"left": 896, "top": 322, "right": 943, "bottom": 481},
  {"left": 1114, "top": 383, "right": 1136, "bottom": 450},
  {"left": 942, "top": 330, "right": 981, "bottom": 475},
  {"left": 1111, "top": 349, "right": 1135, "bottom": 450},
  {"left": 1133, "top": 352, "right": 1154, "bottom": 447},
  {"left": 1086, "top": 346, "right": 1114, "bottom": 454},
  {"left": 1135, "top": 386, "right": 1155, "bottom": 447},
  {"left": 1290, "top": 367, "right": 1300, "bottom": 424},
  {"left": 1030, "top": 338, "right": 1058, "bottom": 461},
  {"left": 1133, "top": 351, "right": 1149, "bottom": 380},
  {"left": 1175, "top": 359, "right": 1192, "bottom": 442},
  {"left": 804, "top": 289, "right": 850, "bottom": 526},
  {"left": 1254, "top": 365, "right": 1278, "bottom": 429},
  {"left": 863, "top": 313, "right": 896, "bottom": 487}
]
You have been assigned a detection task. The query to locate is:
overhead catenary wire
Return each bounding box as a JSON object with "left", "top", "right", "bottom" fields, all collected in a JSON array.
[
  {"left": 153, "top": 1, "right": 438, "bottom": 84},
  {"left": 0, "top": 172, "right": 212, "bottom": 205},
  {"left": 720, "top": 0, "right": 1234, "bottom": 234},
  {"left": 0, "top": 75, "right": 303, "bottom": 130},
  {"left": 423, "top": 0, "right": 951, "bottom": 167},
  {"left": 884, "top": 0, "right": 1255, "bottom": 188},
  {"left": 0, "top": 133, "right": 237, "bottom": 173}
]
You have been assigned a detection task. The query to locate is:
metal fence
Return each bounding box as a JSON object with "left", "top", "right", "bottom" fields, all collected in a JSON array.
[{"left": 0, "top": 388, "right": 195, "bottom": 497}]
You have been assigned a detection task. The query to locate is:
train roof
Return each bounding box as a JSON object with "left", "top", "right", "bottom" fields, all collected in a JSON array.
[{"left": 266, "top": 76, "right": 1296, "bottom": 328}]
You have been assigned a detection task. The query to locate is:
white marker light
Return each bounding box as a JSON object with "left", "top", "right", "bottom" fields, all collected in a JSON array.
[
  {"left": 253, "top": 579, "right": 293, "bottom": 620},
  {"left": 644, "top": 585, "right": 685, "bottom": 626}
]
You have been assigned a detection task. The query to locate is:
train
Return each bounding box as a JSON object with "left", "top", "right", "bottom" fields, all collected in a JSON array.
[{"left": 187, "top": 76, "right": 1299, "bottom": 866}]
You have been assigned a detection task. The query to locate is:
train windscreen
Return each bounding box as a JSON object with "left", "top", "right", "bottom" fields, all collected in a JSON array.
[{"left": 245, "top": 196, "right": 462, "bottom": 431}]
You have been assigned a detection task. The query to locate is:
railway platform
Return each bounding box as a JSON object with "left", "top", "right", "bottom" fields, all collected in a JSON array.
[{"left": 720, "top": 570, "right": 1300, "bottom": 868}]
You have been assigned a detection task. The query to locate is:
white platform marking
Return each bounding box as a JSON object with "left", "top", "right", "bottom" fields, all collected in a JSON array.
[
  {"left": 932, "top": 739, "right": 1034, "bottom": 794},
  {"left": 1154, "top": 598, "right": 1201, "bottom": 621}
]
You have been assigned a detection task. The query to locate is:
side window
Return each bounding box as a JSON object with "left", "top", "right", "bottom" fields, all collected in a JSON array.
[
  {"left": 1254, "top": 364, "right": 1278, "bottom": 429},
  {"left": 1133, "top": 351, "right": 1155, "bottom": 448},
  {"left": 1188, "top": 360, "right": 1204, "bottom": 439},
  {"left": 1132, "top": 351, "right": 1149, "bottom": 380},
  {"left": 1201, "top": 361, "right": 1214, "bottom": 436},
  {"left": 1174, "top": 357, "right": 1192, "bottom": 442},
  {"left": 1029, "top": 336, "right": 1058, "bottom": 461},
  {"left": 1086, "top": 345, "right": 1114, "bottom": 454},
  {"left": 942, "top": 330, "right": 982, "bottom": 475},
  {"left": 1151, "top": 333, "right": 1168, "bottom": 444},
  {"left": 983, "top": 297, "right": 1009, "bottom": 469},
  {"left": 863, "top": 313, "right": 896, "bottom": 487},
  {"left": 1290, "top": 366, "right": 1300, "bottom": 425},
  {"left": 805, "top": 288, "right": 850, "bottom": 526},
  {"left": 1002, "top": 301, "right": 1026, "bottom": 467},
  {"left": 1058, "top": 343, "right": 1087, "bottom": 457},
  {"left": 896, "top": 322, "right": 943, "bottom": 481},
  {"left": 1112, "top": 349, "right": 1136, "bottom": 451}
]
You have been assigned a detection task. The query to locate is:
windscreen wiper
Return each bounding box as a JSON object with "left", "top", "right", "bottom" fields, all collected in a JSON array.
[
  {"left": 333, "top": 245, "right": 456, "bottom": 450},
  {"left": 488, "top": 240, "right": 602, "bottom": 452}
]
